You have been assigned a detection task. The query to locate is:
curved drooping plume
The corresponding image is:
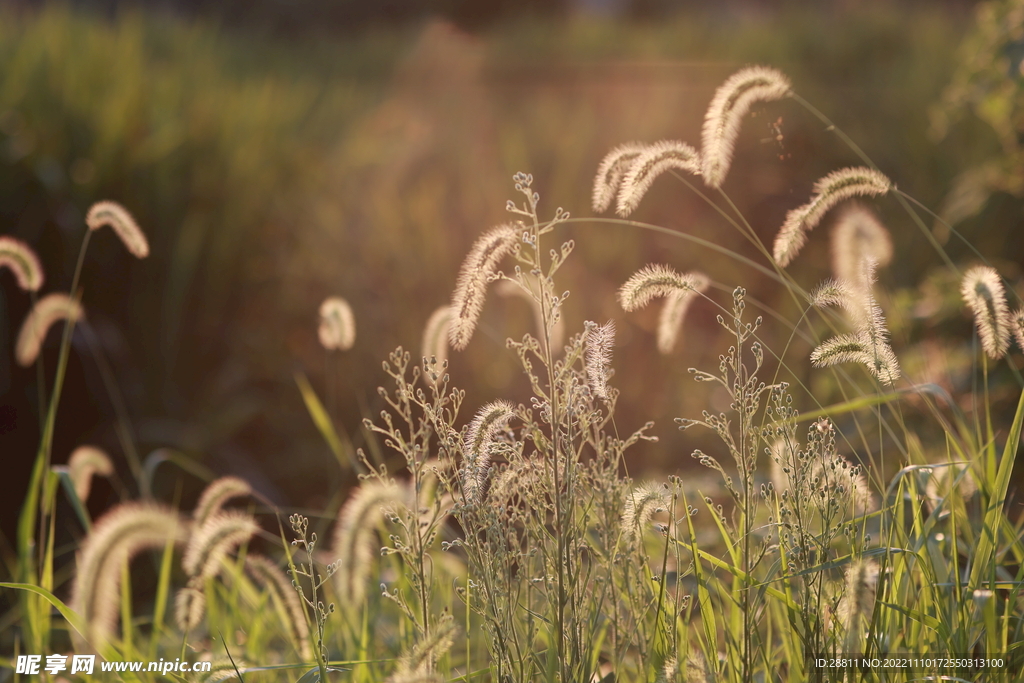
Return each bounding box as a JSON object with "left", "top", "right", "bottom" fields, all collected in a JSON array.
[
  {"left": 584, "top": 320, "right": 616, "bottom": 401},
  {"left": 657, "top": 271, "right": 709, "bottom": 354},
  {"left": 618, "top": 264, "right": 707, "bottom": 312},
  {"left": 174, "top": 585, "right": 206, "bottom": 632},
  {"left": 67, "top": 446, "right": 115, "bottom": 502},
  {"left": 193, "top": 476, "right": 253, "bottom": 527},
  {"left": 70, "top": 503, "right": 186, "bottom": 647},
  {"left": 318, "top": 296, "right": 356, "bottom": 351},
  {"left": 830, "top": 203, "right": 893, "bottom": 287},
  {"left": 0, "top": 235, "right": 44, "bottom": 291},
  {"left": 331, "top": 480, "right": 406, "bottom": 606},
  {"left": 773, "top": 167, "right": 892, "bottom": 267},
  {"left": 496, "top": 276, "right": 566, "bottom": 354},
  {"left": 592, "top": 142, "right": 647, "bottom": 213},
  {"left": 620, "top": 481, "right": 671, "bottom": 543},
  {"left": 421, "top": 305, "right": 453, "bottom": 380},
  {"left": 838, "top": 558, "right": 879, "bottom": 652},
  {"left": 462, "top": 400, "right": 517, "bottom": 503},
  {"left": 1013, "top": 308, "right": 1024, "bottom": 354},
  {"left": 810, "top": 259, "right": 900, "bottom": 385},
  {"left": 961, "top": 265, "right": 1010, "bottom": 360},
  {"left": 385, "top": 615, "right": 457, "bottom": 683},
  {"left": 449, "top": 224, "right": 520, "bottom": 350},
  {"left": 807, "top": 278, "right": 855, "bottom": 310},
  {"left": 244, "top": 554, "right": 313, "bottom": 660},
  {"left": 182, "top": 511, "right": 258, "bottom": 580},
  {"left": 15, "top": 293, "right": 85, "bottom": 366},
  {"left": 86, "top": 201, "right": 149, "bottom": 259},
  {"left": 616, "top": 140, "right": 701, "bottom": 217},
  {"left": 701, "top": 65, "right": 792, "bottom": 189}
]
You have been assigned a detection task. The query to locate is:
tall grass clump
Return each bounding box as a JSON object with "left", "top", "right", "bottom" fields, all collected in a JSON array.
[{"left": 4, "top": 27, "right": 1024, "bottom": 683}]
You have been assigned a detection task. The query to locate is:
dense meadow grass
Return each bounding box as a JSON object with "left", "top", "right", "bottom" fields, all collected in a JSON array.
[{"left": 2, "top": 2, "right": 1024, "bottom": 682}]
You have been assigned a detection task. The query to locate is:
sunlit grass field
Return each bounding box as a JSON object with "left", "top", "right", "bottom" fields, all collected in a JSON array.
[{"left": 2, "top": 2, "right": 1024, "bottom": 682}]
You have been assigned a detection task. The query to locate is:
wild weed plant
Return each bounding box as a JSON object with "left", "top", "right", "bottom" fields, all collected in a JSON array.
[{"left": 2, "top": 48, "right": 1024, "bottom": 683}]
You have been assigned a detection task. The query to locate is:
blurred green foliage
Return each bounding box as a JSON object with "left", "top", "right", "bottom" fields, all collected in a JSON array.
[{"left": 2, "top": 2, "right": 1016, "bottom": 513}]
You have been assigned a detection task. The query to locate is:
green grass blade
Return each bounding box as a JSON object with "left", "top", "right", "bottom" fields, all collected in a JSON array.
[{"left": 969, "top": 387, "right": 1024, "bottom": 591}]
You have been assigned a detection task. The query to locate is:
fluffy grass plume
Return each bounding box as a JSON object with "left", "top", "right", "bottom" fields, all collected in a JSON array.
[
  {"left": 701, "top": 65, "right": 791, "bottom": 189},
  {"left": 620, "top": 481, "right": 670, "bottom": 543},
  {"left": 67, "top": 445, "right": 114, "bottom": 502},
  {"left": 331, "top": 480, "right": 405, "bottom": 606},
  {"left": 182, "top": 511, "right": 258, "bottom": 579},
  {"left": 1012, "top": 308, "right": 1024, "bottom": 353},
  {"left": 585, "top": 320, "right": 616, "bottom": 400},
  {"left": 462, "top": 400, "right": 516, "bottom": 502},
  {"left": 449, "top": 224, "right": 520, "bottom": 350},
  {"left": 960, "top": 265, "right": 1010, "bottom": 360},
  {"left": 386, "top": 614, "right": 457, "bottom": 682},
  {"left": 812, "top": 452, "right": 876, "bottom": 517},
  {"left": 15, "top": 292, "right": 84, "bottom": 366},
  {"left": 70, "top": 502, "right": 185, "bottom": 646},
  {"left": 593, "top": 142, "right": 646, "bottom": 213},
  {"left": 318, "top": 296, "right": 356, "bottom": 351},
  {"left": 421, "top": 305, "right": 452, "bottom": 379},
  {"left": 245, "top": 554, "right": 313, "bottom": 660},
  {"left": 0, "top": 235, "right": 43, "bottom": 291},
  {"left": 86, "top": 200, "right": 149, "bottom": 259},
  {"left": 496, "top": 276, "right": 566, "bottom": 353},
  {"left": 657, "top": 271, "right": 709, "bottom": 354},
  {"left": 773, "top": 167, "right": 892, "bottom": 267},
  {"left": 618, "top": 264, "right": 706, "bottom": 312},
  {"left": 811, "top": 259, "right": 900, "bottom": 385},
  {"left": 807, "top": 278, "right": 854, "bottom": 310},
  {"left": 193, "top": 476, "right": 253, "bottom": 527},
  {"left": 830, "top": 203, "right": 893, "bottom": 286},
  {"left": 616, "top": 140, "right": 701, "bottom": 217},
  {"left": 838, "top": 558, "right": 879, "bottom": 652},
  {"left": 925, "top": 463, "right": 978, "bottom": 511},
  {"left": 174, "top": 585, "right": 206, "bottom": 632}
]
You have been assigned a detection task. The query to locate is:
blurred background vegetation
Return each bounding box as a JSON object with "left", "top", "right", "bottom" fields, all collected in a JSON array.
[{"left": 1, "top": 0, "right": 1022, "bottom": 543}]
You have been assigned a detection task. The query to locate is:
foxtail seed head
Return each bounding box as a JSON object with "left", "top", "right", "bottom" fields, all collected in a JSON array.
[
  {"left": 811, "top": 259, "right": 899, "bottom": 385},
  {"left": 1012, "top": 308, "right": 1024, "bottom": 354},
  {"left": 593, "top": 142, "right": 646, "bottom": 213},
  {"left": 449, "top": 224, "right": 519, "bottom": 350},
  {"left": 174, "top": 585, "right": 206, "bottom": 632},
  {"left": 808, "top": 278, "right": 854, "bottom": 310},
  {"left": 16, "top": 293, "right": 84, "bottom": 366},
  {"left": 331, "top": 480, "right": 405, "bottom": 606},
  {"left": 618, "top": 264, "right": 706, "bottom": 312},
  {"left": 70, "top": 502, "right": 185, "bottom": 647},
  {"left": 318, "top": 296, "right": 356, "bottom": 351},
  {"left": 182, "top": 511, "right": 258, "bottom": 579},
  {"left": 193, "top": 476, "right": 253, "bottom": 527},
  {"left": 0, "top": 235, "right": 43, "bottom": 291},
  {"left": 701, "top": 65, "right": 792, "bottom": 189},
  {"left": 831, "top": 203, "right": 893, "bottom": 287},
  {"left": 67, "top": 445, "right": 114, "bottom": 502},
  {"left": 421, "top": 305, "right": 452, "bottom": 381},
  {"left": 616, "top": 140, "right": 701, "bottom": 217},
  {"left": 838, "top": 558, "right": 879, "bottom": 652},
  {"left": 390, "top": 614, "right": 457, "bottom": 680},
  {"left": 86, "top": 201, "right": 149, "bottom": 258},
  {"left": 462, "top": 400, "right": 516, "bottom": 502},
  {"left": 961, "top": 265, "right": 1010, "bottom": 360},
  {"left": 244, "top": 554, "right": 313, "bottom": 660},
  {"left": 657, "top": 271, "right": 708, "bottom": 354},
  {"left": 773, "top": 167, "right": 891, "bottom": 267},
  {"left": 620, "top": 481, "right": 670, "bottom": 543},
  {"left": 585, "top": 320, "right": 616, "bottom": 400}
]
